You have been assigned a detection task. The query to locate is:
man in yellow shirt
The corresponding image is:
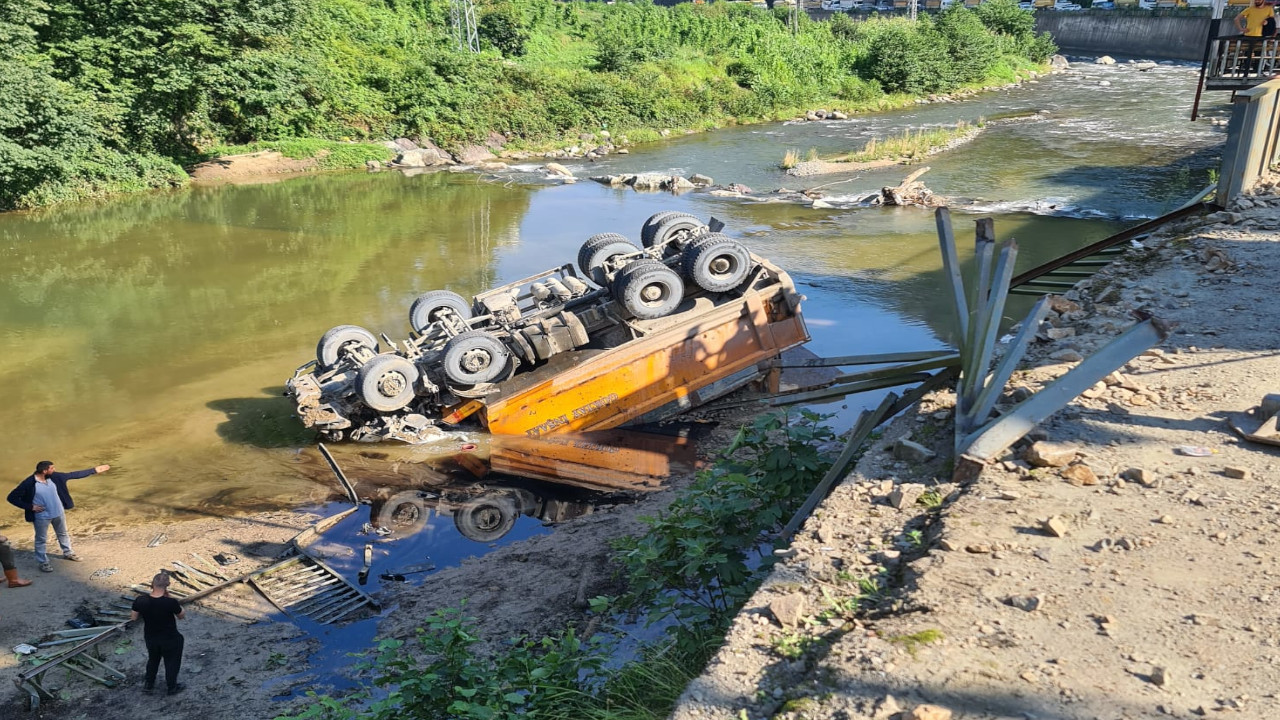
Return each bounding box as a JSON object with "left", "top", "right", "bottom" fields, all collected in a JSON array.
[{"left": 1237, "top": 0, "right": 1274, "bottom": 37}]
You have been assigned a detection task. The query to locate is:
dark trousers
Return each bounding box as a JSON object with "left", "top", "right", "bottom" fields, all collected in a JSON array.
[{"left": 144, "top": 633, "right": 184, "bottom": 690}]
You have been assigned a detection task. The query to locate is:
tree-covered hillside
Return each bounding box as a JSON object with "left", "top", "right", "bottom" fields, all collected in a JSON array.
[{"left": 0, "top": 0, "right": 1054, "bottom": 210}]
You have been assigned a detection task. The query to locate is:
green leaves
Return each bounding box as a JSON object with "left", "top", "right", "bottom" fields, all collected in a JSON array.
[{"left": 613, "top": 411, "right": 836, "bottom": 652}]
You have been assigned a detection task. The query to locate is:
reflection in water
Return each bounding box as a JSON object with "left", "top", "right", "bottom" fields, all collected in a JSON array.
[{"left": 299, "top": 429, "right": 698, "bottom": 584}]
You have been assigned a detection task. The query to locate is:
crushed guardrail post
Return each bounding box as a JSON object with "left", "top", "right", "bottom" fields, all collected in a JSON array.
[
  {"left": 934, "top": 207, "right": 1171, "bottom": 482},
  {"left": 954, "top": 315, "right": 1171, "bottom": 482}
]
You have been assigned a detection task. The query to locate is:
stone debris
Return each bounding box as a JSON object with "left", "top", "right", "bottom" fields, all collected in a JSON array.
[
  {"left": 1024, "top": 441, "right": 1078, "bottom": 468},
  {"left": 894, "top": 438, "right": 937, "bottom": 463},
  {"left": 1061, "top": 463, "right": 1099, "bottom": 486},
  {"left": 1040, "top": 515, "right": 1069, "bottom": 537},
  {"left": 1222, "top": 466, "right": 1251, "bottom": 479},
  {"left": 910, "top": 705, "right": 953, "bottom": 720},
  {"left": 1004, "top": 594, "right": 1043, "bottom": 612},
  {"left": 1151, "top": 666, "right": 1170, "bottom": 687},
  {"left": 767, "top": 593, "right": 806, "bottom": 627}
]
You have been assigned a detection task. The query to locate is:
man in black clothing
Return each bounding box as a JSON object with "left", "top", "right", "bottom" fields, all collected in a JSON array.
[{"left": 131, "top": 572, "right": 186, "bottom": 695}]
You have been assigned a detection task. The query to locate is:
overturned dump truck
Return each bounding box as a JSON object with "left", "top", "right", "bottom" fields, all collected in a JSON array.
[{"left": 286, "top": 211, "right": 809, "bottom": 442}]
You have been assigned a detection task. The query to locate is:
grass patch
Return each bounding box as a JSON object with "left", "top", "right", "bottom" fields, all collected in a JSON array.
[
  {"left": 836, "top": 120, "right": 982, "bottom": 165},
  {"left": 888, "top": 628, "right": 945, "bottom": 657}
]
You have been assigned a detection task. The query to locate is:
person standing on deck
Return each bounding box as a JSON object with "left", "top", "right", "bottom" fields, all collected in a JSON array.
[
  {"left": 7, "top": 460, "right": 110, "bottom": 572},
  {"left": 1237, "top": 0, "right": 1274, "bottom": 37}
]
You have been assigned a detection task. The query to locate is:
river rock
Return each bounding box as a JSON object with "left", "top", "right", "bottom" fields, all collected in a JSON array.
[
  {"left": 1096, "top": 55, "right": 1116, "bottom": 65},
  {"left": 670, "top": 176, "right": 696, "bottom": 191},
  {"left": 628, "top": 173, "right": 667, "bottom": 191},
  {"left": 690, "top": 173, "right": 714, "bottom": 186},
  {"left": 1050, "top": 54, "right": 1070, "bottom": 70},
  {"left": 365, "top": 160, "right": 381, "bottom": 171},
  {"left": 1134, "top": 62, "right": 1158, "bottom": 71},
  {"left": 590, "top": 175, "right": 627, "bottom": 187},
  {"left": 1025, "top": 441, "right": 1078, "bottom": 468},
  {"left": 544, "top": 162, "right": 574, "bottom": 178},
  {"left": 392, "top": 137, "right": 419, "bottom": 151},
  {"left": 454, "top": 144, "right": 496, "bottom": 164},
  {"left": 831, "top": 110, "right": 848, "bottom": 120}
]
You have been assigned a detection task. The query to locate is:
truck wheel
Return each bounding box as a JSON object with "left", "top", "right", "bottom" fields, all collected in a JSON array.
[
  {"left": 639, "top": 211, "right": 685, "bottom": 247},
  {"left": 316, "top": 325, "right": 379, "bottom": 370},
  {"left": 646, "top": 213, "right": 704, "bottom": 251},
  {"left": 410, "top": 290, "right": 472, "bottom": 334},
  {"left": 577, "top": 233, "right": 640, "bottom": 284},
  {"left": 357, "top": 354, "right": 420, "bottom": 412},
  {"left": 453, "top": 490, "right": 523, "bottom": 543},
  {"left": 614, "top": 261, "right": 685, "bottom": 319},
  {"left": 443, "top": 330, "right": 511, "bottom": 385},
  {"left": 683, "top": 234, "right": 753, "bottom": 292}
]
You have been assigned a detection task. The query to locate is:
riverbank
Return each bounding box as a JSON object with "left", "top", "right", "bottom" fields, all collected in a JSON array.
[
  {"left": 184, "top": 67, "right": 1052, "bottom": 190},
  {"left": 670, "top": 187, "right": 1280, "bottom": 718}
]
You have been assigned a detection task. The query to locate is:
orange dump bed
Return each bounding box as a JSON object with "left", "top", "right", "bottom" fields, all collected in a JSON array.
[{"left": 480, "top": 257, "right": 809, "bottom": 437}]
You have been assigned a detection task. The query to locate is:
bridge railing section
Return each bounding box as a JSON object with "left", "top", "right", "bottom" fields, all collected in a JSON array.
[
  {"left": 1208, "top": 36, "right": 1280, "bottom": 85},
  {"left": 1218, "top": 76, "right": 1280, "bottom": 203}
]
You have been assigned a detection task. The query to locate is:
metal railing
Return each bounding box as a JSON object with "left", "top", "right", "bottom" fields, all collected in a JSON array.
[
  {"left": 1218, "top": 76, "right": 1280, "bottom": 203},
  {"left": 1208, "top": 36, "right": 1280, "bottom": 83}
]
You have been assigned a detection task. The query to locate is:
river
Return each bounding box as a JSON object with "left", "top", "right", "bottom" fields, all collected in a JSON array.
[{"left": 0, "top": 58, "right": 1224, "bottom": 536}]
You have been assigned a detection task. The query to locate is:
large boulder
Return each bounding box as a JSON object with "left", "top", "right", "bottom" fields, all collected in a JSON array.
[
  {"left": 628, "top": 173, "right": 667, "bottom": 191},
  {"left": 395, "top": 148, "right": 451, "bottom": 167},
  {"left": 453, "top": 145, "right": 496, "bottom": 164},
  {"left": 1050, "top": 55, "right": 1070, "bottom": 70},
  {"left": 1096, "top": 55, "right": 1116, "bottom": 65}
]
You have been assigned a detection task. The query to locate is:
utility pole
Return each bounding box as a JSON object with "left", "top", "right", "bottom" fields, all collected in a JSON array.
[
  {"left": 450, "top": 0, "right": 479, "bottom": 53},
  {"left": 790, "top": 0, "right": 800, "bottom": 34},
  {"left": 910, "top": 0, "right": 918, "bottom": 20}
]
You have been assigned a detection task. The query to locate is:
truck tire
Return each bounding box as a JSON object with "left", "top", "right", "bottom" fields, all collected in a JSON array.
[
  {"left": 316, "top": 325, "right": 379, "bottom": 370},
  {"left": 613, "top": 260, "right": 685, "bottom": 320},
  {"left": 577, "top": 233, "right": 640, "bottom": 284},
  {"left": 443, "top": 330, "right": 511, "bottom": 385},
  {"left": 639, "top": 211, "right": 686, "bottom": 247},
  {"left": 645, "top": 213, "right": 705, "bottom": 251},
  {"left": 682, "top": 234, "right": 753, "bottom": 292},
  {"left": 410, "top": 290, "right": 472, "bottom": 334},
  {"left": 357, "top": 354, "right": 420, "bottom": 412}
]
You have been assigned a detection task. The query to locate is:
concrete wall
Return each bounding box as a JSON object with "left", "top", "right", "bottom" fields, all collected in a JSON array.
[{"left": 1035, "top": 11, "right": 1226, "bottom": 61}]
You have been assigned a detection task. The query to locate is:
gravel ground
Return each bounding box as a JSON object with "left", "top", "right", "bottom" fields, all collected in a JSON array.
[{"left": 671, "top": 184, "right": 1280, "bottom": 720}]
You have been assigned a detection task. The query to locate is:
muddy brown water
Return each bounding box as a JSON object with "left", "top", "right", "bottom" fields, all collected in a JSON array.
[{"left": 0, "top": 59, "right": 1224, "bottom": 542}]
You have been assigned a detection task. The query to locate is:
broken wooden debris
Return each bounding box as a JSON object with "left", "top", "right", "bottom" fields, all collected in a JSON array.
[{"left": 16, "top": 624, "right": 128, "bottom": 710}]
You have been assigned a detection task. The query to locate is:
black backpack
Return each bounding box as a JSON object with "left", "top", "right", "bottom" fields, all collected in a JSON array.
[{"left": 1265, "top": 16, "right": 1277, "bottom": 37}]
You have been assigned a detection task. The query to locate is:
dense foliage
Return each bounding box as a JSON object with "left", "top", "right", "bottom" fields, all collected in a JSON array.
[{"left": 1, "top": 0, "right": 1053, "bottom": 210}]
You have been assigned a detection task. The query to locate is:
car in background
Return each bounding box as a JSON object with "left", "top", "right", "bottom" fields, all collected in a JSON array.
[
  {"left": 1054, "top": 0, "right": 1084, "bottom": 8},
  {"left": 1091, "top": 1, "right": 1117, "bottom": 8},
  {"left": 1138, "top": 0, "right": 1157, "bottom": 8},
  {"left": 1018, "top": 0, "right": 1034, "bottom": 7},
  {"left": 821, "top": 0, "right": 863, "bottom": 9}
]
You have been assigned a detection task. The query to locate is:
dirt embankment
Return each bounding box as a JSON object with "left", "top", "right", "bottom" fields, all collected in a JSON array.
[
  {"left": 188, "top": 151, "right": 324, "bottom": 182},
  {"left": 672, "top": 186, "right": 1280, "bottom": 719}
]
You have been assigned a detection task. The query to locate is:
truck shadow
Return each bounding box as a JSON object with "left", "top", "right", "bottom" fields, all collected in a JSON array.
[{"left": 207, "top": 390, "right": 315, "bottom": 449}]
